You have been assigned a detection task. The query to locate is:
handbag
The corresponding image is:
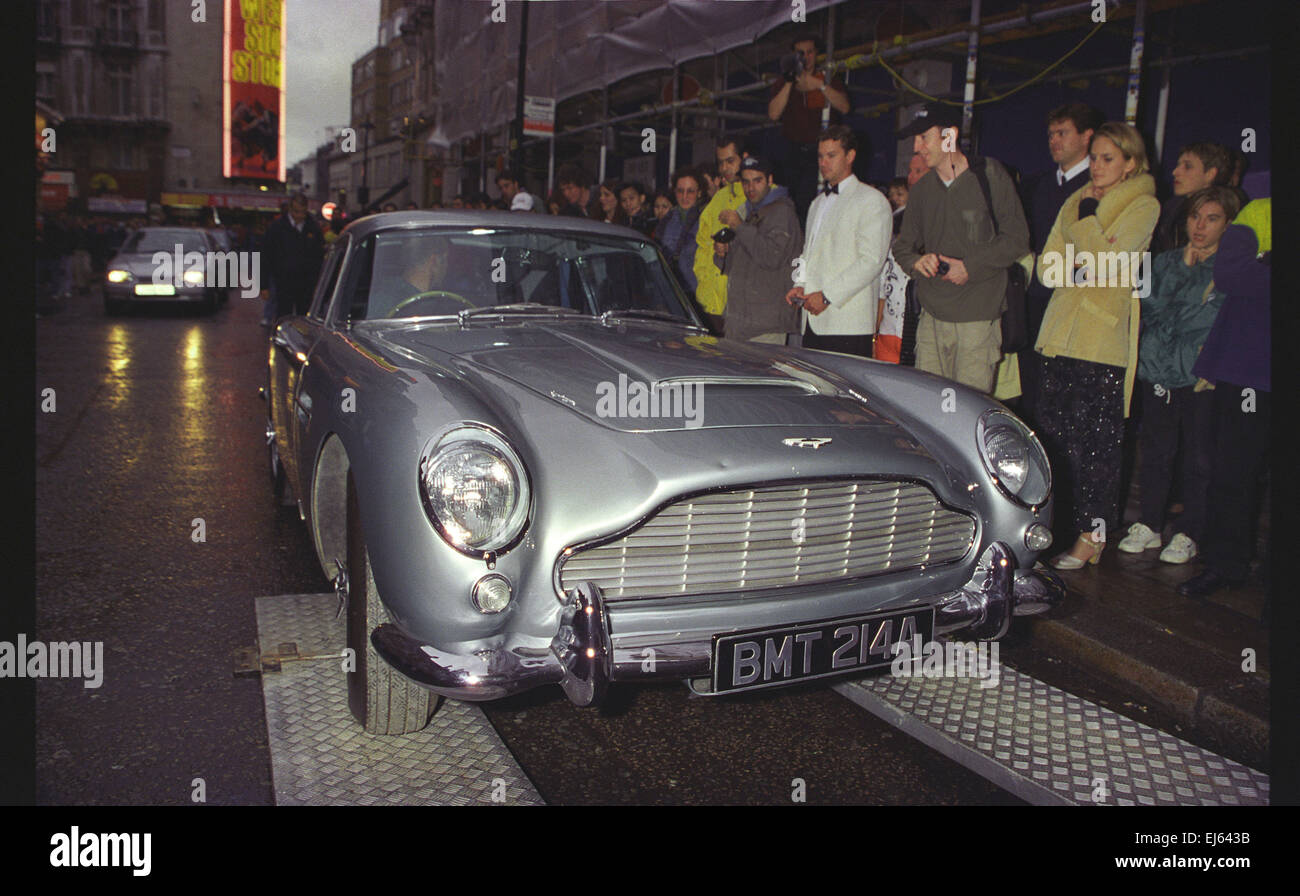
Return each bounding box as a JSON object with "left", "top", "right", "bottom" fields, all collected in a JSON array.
[{"left": 970, "top": 158, "right": 1030, "bottom": 354}]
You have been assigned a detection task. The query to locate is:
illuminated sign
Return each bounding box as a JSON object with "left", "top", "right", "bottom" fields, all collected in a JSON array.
[{"left": 223, "top": 0, "right": 286, "bottom": 181}]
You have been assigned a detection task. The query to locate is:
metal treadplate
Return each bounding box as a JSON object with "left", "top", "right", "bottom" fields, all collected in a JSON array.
[
  {"left": 255, "top": 594, "right": 544, "bottom": 806},
  {"left": 832, "top": 664, "right": 1268, "bottom": 806}
]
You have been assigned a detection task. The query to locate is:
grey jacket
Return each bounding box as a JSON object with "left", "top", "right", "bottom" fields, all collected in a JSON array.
[{"left": 721, "top": 186, "right": 802, "bottom": 341}]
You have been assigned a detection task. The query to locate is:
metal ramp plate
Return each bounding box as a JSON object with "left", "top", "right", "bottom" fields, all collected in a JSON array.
[
  {"left": 255, "top": 594, "right": 544, "bottom": 806},
  {"left": 832, "top": 664, "right": 1268, "bottom": 806}
]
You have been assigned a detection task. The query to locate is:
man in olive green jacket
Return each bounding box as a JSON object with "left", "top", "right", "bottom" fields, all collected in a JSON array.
[{"left": 892, "top": 103, "right": 1030, "bottom": 393}]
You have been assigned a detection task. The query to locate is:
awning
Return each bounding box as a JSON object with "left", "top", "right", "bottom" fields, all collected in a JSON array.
[{"left": 161, "top": 191, "right": 286, "bottom": 211}]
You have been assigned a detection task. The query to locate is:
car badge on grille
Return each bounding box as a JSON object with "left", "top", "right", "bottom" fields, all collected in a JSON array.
[{"left": 782, "top": 437, "right": 832, "bottom": 449}]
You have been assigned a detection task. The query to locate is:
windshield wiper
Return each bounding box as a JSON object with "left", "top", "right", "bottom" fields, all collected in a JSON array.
[
  {"left": 599, "top": 309, "right": 702, "bottom": 327},
  {"left": 458, "top": 303, "right": 587, "bottom": 324}
]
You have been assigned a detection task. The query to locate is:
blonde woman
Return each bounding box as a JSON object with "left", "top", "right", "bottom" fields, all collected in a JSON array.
[{"left": 1033, "top": 122, "right": 1160, "bottom": 569}]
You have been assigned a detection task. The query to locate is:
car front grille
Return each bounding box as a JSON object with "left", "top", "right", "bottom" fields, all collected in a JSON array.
[{"left": 557, "top": 480, "right": 976, "bottom": 601}]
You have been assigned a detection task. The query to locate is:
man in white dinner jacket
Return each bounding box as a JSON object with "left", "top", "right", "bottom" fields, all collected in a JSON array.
[{"left": 785, "top": 125, "right": 893, "bottom": 357}]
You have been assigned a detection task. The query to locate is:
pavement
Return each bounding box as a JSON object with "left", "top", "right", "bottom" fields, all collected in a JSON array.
[{"left": 1015, "top": 488, "right": 1271, "bottom": 773}]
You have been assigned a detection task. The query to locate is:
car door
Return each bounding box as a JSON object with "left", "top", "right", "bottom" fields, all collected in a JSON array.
[{"left": 271, "top": 237, "right": 348, "bottom": 500}]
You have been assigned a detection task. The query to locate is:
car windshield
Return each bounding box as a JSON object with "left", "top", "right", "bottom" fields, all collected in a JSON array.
[
  {"left": 121, "top": 230, "right": 209, "bottom": 255},
  {"left": 345, "top": 227, "right": 696, "bottom": 323}
]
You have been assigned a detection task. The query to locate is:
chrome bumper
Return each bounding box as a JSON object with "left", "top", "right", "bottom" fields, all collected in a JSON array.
[
  {"left": 371, "top": 541, "right": 1065, "bottom": 707},
  {"left": 932, "top": 542, "right": 1065, "bottom": 639},
  {"left": 370, "top": 581, "right": 622, "bottom": 706}
]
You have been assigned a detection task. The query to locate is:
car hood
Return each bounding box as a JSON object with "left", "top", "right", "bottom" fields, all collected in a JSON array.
[{"left": 365, "top": 319, "right": 904, "bottom": 433}]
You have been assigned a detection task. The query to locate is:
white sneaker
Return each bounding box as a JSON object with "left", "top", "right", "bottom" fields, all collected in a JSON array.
[
  {"left": 1159, "top": 533, "right": 1198, "bottom": 564},
  {"left": 1118, "top": 522, "right": 1162, "bottom": 553}
]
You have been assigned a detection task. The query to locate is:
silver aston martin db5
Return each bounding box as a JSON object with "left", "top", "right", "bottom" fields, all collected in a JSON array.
[{"left": 264, "top": 211, "right": 1063, "bottom": 734}]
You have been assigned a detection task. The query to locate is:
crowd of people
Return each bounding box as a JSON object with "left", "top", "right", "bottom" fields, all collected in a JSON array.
[{"left": 37, "top": 213, "right": 138, "bottom": 302}]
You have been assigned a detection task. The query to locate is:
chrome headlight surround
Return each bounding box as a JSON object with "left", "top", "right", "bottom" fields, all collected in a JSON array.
[
  {"left": 418, "top": 424, "right": 532, "bottom": 556},
  {"left": 976, "top": 409, "right": 1051, "bottom": 509}
]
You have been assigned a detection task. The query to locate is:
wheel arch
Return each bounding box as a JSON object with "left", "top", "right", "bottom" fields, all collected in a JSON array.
[{"left": 310, "top": 433, "right": 351, "bottom": 584}]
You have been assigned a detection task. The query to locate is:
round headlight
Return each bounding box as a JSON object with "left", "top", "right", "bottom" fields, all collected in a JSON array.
[
  {"left": 977, "top": 410, "right": 1051, "bottom": 507},
  {"left": 183, "top": 269, "right": 205, "bottom": 286},
  {"left": 419, "top": 426, "right": 530, "bottom": 554},
  {"left": 107, "top": 269, "right": 132, "bottom": 283}
]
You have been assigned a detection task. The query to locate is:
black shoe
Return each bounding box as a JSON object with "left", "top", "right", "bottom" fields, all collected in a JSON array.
[{"left": 1177, "top": 569, "right": 1243, "bottom": 600}]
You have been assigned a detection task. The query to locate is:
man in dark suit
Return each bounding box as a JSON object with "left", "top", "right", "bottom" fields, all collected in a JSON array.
[
  {"left": 1019, "top": 102, "right": 1104, "bottom": 418},
  {"left": 259, "top": 192, "right": 325, "bottom": 324}
]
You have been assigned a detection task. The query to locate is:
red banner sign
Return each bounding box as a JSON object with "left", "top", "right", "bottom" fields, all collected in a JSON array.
[{"left": 223, "top": 0, "right": 285, "bottom": 181}]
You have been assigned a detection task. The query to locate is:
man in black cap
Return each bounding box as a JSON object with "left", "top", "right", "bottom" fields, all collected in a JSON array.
[
  {"left": 891, "top": 102, "right": 1029, "bottom": 393},
  {"left": 715, "top": 155, "right": 802, "bottom": 343}
]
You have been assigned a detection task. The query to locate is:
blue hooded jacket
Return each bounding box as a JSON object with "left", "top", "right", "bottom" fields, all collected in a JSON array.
[{"left": 1137, "top": 248, "right": 1225, "bottom": 389}]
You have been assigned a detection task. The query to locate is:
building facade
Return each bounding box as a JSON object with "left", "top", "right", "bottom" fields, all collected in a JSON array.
[{"left": 37, "top": 0, "right": 289, "bottom": 222}]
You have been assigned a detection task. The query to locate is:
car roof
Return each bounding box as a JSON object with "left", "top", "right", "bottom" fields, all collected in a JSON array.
[{"left": 339, "top": 210, "right": 646, "bottom": 241}]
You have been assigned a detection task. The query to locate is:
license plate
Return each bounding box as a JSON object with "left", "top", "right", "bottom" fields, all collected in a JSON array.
[
  {"left": 135, "top": 284, "right": 176, "bottom": 296},
  {"left": 712, "top": 607, "right": 934, "bottom": 694}
]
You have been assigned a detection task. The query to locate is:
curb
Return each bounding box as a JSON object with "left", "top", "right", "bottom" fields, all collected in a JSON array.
[{"left": 1026, "top": 616, "right": 1270, "bottom": 771}]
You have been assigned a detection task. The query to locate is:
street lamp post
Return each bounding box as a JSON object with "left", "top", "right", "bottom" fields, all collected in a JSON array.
[{"left": 359, "top": 118, "right": 375, "bottom": 210}]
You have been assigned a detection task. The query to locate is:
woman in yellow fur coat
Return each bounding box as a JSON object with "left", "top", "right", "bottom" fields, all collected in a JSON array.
[{"left": 1033, "top": 122, "right": 1160, "bottom": 570}]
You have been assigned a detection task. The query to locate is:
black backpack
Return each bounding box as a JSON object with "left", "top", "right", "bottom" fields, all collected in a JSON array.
[{"left": 970, "top": 157, "right": 1030, "bottom": 354}]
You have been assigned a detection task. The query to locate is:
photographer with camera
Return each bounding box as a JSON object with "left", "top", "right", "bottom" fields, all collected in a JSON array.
[
  {"left": 716, "top": 156, "right": 802, "bottom": 344},
  {"left": 768, "top": 34, "right": 851, "bottom": 221}
]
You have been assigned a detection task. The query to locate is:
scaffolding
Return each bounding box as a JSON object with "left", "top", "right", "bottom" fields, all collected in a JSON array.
[{"left": 431, "top": 0, "right": 1266, "bottom": 198}]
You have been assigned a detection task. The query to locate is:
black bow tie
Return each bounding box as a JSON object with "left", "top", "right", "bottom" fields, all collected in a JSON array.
[{"left": 822, "top": 183, "right": 839, "bottom": 196}]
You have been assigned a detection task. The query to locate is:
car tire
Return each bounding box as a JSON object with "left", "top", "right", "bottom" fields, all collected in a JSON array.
[{"left": 345, "top": 470, "right": 437, "bottom": 735}]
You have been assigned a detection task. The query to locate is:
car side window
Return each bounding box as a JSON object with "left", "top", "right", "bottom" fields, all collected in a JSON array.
[
  {"left": 308, "top": 237, "right": 347, "bottom": 321},
  {"left": 338, "top": 236, "right": 376, "bottom": 322}
]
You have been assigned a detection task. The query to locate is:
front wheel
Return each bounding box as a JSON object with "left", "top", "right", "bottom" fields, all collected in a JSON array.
[{"left": 345, "top": 470, "right": 437, "bottom": 735}]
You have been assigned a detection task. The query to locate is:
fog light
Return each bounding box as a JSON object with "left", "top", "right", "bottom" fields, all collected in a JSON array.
[
  {"left": 1025, "top": 523, "right": 1053, "bottom": 552},
  {"left": 471, "top": 574, "right": 512, "bottom": 614}
]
